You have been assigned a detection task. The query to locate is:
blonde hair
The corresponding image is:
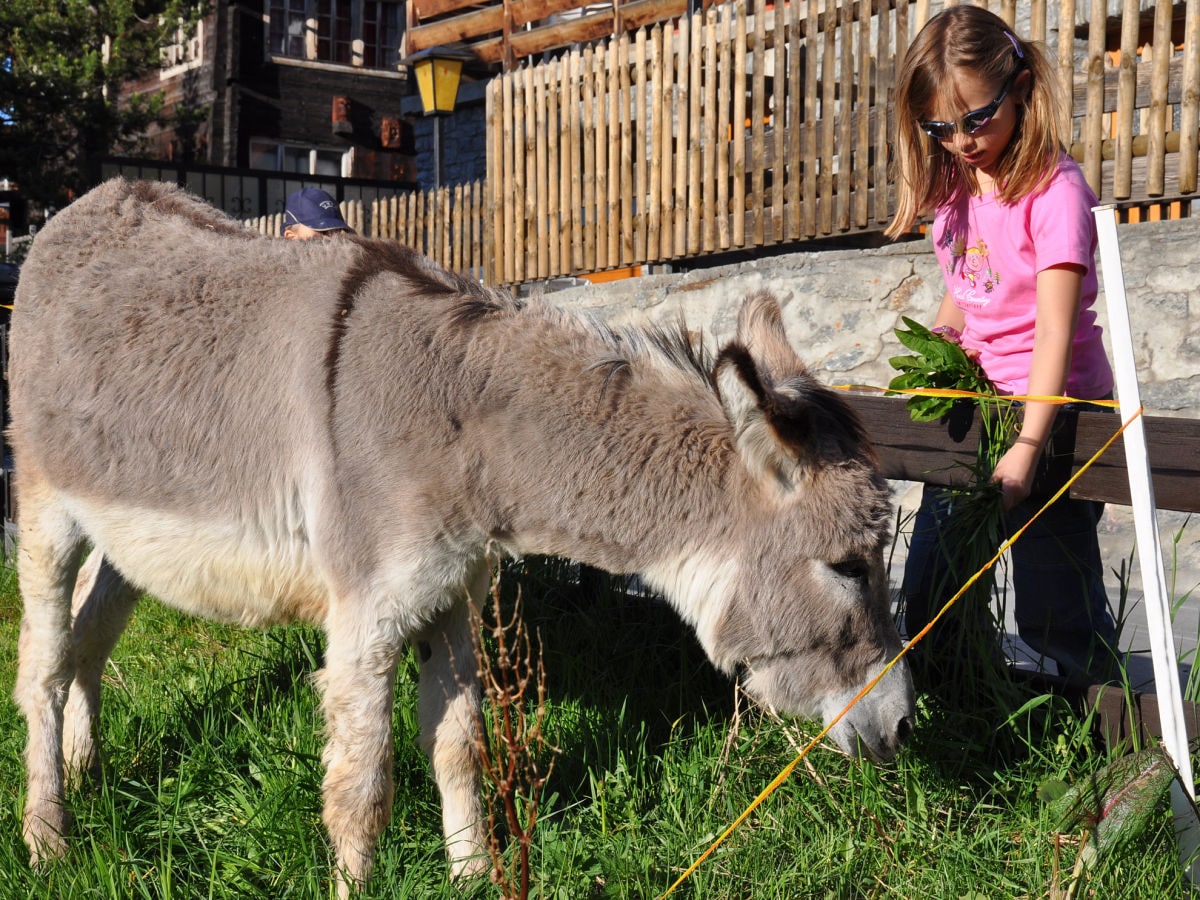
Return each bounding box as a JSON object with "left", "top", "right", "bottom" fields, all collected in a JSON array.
[{"left": 885, "top": 6, "right": 1065, "bottom": 238}]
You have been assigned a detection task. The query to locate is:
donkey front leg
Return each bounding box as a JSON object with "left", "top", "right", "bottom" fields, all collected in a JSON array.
[
  {"left": 317, "top": 609, "right": 404, "bottom": 897},
  {"left": 62, "top": 551, "right": 138, "bottom": 789},
  {"left": 14, "top": 477, "right": 86, "bottom": 864},
  {"left": 417, "top": 584, "right": 486, "bottom": 881}
]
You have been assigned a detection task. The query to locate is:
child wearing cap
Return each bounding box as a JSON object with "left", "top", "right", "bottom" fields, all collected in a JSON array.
[{"left": 282, "top": 188, "right": 353, "bottom": 239}]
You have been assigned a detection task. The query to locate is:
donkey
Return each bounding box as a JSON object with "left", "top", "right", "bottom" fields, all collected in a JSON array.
[{"left": 10, "top": 179, "right": 914, "bottom": 893}]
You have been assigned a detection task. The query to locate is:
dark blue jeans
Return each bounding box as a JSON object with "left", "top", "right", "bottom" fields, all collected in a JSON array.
[{"left": 902, "top": 481, "right": 1118, "bottom": 686}]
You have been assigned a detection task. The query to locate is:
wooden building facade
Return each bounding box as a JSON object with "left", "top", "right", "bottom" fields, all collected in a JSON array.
[{"left": 119, "top": 0, "right": 427, "bottom": 220}]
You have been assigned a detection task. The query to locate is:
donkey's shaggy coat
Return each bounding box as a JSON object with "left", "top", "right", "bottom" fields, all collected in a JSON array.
[{"left": 11, "top": 179, "right": 913, "bottom": 892}]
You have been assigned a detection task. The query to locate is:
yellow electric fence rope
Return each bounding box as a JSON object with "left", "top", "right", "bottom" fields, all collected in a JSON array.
[
  {"left": 658, "top": 400, "right": 1142, "bottom": 899},
  {"left": 831, "top": 384, "right": 1123, "bottom": 409}
]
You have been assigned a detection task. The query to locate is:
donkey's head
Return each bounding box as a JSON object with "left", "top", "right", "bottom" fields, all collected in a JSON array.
[{"left": 703, "top": 291, "right": 914, "bottom": 761}]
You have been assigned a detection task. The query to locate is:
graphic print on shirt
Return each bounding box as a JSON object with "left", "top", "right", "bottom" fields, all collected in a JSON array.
[{"left": 942, "top": 232, "right": 1001, "bottom": 307}]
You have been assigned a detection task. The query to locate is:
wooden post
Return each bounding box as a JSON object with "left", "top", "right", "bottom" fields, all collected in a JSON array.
[
  {"left": 1113, "top": 0, "right": 1140, "bottom": 199},
  {"left": 1146, "top": 0, "right": 1173, "bottom": 197},
  {"left": 1083, "top": 0, "right": 1107, "bottom": 196},
  {"left": 1180, "top": 0, "right": 1200, "bottom": 194}
]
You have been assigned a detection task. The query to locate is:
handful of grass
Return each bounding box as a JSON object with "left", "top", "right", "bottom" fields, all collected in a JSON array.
[
  {"left": 887, "top": 316, "right": 1016, "bottom": 473},
  {"left": 888, "top": 317, "right": 1020, "bottom": 696}
]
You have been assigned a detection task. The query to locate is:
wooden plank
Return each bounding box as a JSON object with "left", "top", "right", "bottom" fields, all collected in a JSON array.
[
  {"left": 536, "top": 61, "right": 550, "bottom": 278},
  {"left": 1030, "top": 0, "right": 1046, "bottom": 43},
  {"left": 1088, "top": 684, "right": 1200, "bottom": 754},
  {"left": 802, "top": 0, "right": 818, "bottom": 237},
  {"left": 716, "top": 7, "right": 731, "bottom": 250},
  {"left": 785, "top": 0, "right": 802, "bottom": 239},
  {"left": 1084, "top": 0, "right": 1109, "bottom": 196},
  {"left": 751, "top": 0, "right": 766, "bottom": 246},
  {"left": 1181, "top": 0, "right": 1200, "bottom": 194},
  {"left": 1071, "top": 53, "right": 1197, "bottom": 115},
  {"left": 467, "top": 0, "right": 690, "bottom": 65},
  {"left": 656, "top": 24, "right": 673, "bottom": 262},
  {"left": 619, "top": 33, "right": 634, "bottom": 267},
  {"left": 523, "top": 66, "right": 537, "bottom": 280},
  {"left": 472, "top": 181, "right": 483, "bottom": 275},
  {"left": 1114, "top": 0, "right": 1142, "bottom": 199},
  {"left": 673, "top": 17, "right": 689, "bottom": 256},
  {"left": 1059, "top": 0, "right": 1078, "bottom": 146},
  {"left": 874, "top": 0, "right": 891, "bottom": 226},
  {"left": 566, "top": 49, "right": 582, "bottom": 274},
  {"left": 635, "top": 28, "right": 650, "bottom": 265},
  {"left": 853, "top": 0, "right": 869, "bottom": 228},
  {"left": 819, "top": 0, "right": 836, "bottom": 235},
  {"left": 843, "top": 394, "right": 1200, "bottom": 513},
  {"left": 552, "top": 57, "right": 568, "bottom": 276},
  {"left": 687, "top": 13, "right": 702, "bottom": 254},
  {"left": 771, "top": 0, "right": 785, "bottom": 244},
  {"left": 836, "top": 0, "right": 853, "bottom": 232},
  {"left": 732, "top": 2, "right": 747, "bottom": 247},
  {"left": 703, "top": 8, "right": 719, "bottom": 252},
  {"left": 608, "top": 40, "right": 622, "bottom": 268},
  {"left": 409, "top": 0, "right": 687, "bottom": 53},
  {"left": 1145, "top": 1, "right": 1173, "bottom": 197},
  {"left": 583, "top": 45, "right": 597, "bottom": 273},
  {"left": 597, "top": 45, "right": 614, "bottom": 270}
]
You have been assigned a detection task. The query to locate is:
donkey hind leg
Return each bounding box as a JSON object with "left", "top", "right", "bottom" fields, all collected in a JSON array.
[
  {"left": 317, "top": 601, "right": 406, "bottom": 898},
  {"left": 417, "top": 564, "right": 487, "bottom": 882},
  {"left": 14, "top": 477, "right": 87, "bottom": 864},
  {"left": 62, "top": 551, "right": 139, "bottom": 789}
]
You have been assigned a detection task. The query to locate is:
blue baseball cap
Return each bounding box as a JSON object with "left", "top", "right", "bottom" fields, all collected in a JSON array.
[{"left": 281, "top": 188, "right": 351, "bottom": 234}]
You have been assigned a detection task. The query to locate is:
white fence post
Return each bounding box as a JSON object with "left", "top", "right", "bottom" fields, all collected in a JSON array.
[{"left": 1094, "top": 204, "right": 1200, "bottom": 887}]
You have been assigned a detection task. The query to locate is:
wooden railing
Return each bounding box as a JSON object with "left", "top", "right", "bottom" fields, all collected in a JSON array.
[
  {"left": 262, "top": 1, "right": 1200, "bottom": 286},
  {"left": 483, "top": 0, "right": 1200, "bottom": 285}
]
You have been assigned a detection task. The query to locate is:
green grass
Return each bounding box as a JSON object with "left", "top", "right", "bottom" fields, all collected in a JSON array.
[{"left": 0, "top": 556, "right": 1189, "bottom": 899}]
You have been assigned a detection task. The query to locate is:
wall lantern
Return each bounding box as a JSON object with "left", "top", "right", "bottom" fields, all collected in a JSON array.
[
  {"left": 402, "top": 45, "right": 475, "bottom": 117},
  {"left": 401, "top": 43, "right": 477, "bottom": 196}
]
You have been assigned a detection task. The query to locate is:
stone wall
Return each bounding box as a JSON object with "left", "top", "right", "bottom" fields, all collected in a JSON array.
[
  {"left": 548, "top": 217, "right": 1199, "bottom": 419},
  {"left": 546, "top": 216, "right": 1200, "bottom": 672}
]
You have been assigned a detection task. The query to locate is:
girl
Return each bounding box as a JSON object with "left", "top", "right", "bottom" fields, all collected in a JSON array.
[{"left": 886, "top": 6, "right": 1117, "bottom": 686}]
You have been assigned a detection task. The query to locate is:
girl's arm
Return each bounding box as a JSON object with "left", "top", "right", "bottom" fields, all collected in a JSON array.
[
  {"left": 933, "top": 291, "right": 965, "bottom": 333},
  {"left": 991, "top": 263, "right": 1084, "bottom": 509}
]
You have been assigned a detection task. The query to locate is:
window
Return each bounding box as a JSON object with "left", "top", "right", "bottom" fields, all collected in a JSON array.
[
  {"left": 268, "top": 0, "right": 402, "bottom": 71},
  {"left": 250, "top": 140, "right": 350, "bottom": 177},
  {"left": 361, "top": 1, "right": 401, "bottom": 70},
  {"left": 161, "top": 18, "right": 205, "bottom": 78},
  {"left": 268, "top": 0, "right": 308, "bottom": 58}
]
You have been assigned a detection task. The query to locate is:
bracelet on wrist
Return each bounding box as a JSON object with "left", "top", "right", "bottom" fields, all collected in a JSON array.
[{"left": 931, "top": 324, "right": 962, "bottom": 344}]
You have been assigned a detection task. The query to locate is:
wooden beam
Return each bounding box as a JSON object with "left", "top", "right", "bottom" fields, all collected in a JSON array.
[
  {"left": 1088, "top": 683, "right": 1200, "bottom": 753},
  {"left": 843, "top": 394, "right": 1200, "bottom": 513},
  {"left": 408, "top": 0, "right": 688, "bottom": 59}
]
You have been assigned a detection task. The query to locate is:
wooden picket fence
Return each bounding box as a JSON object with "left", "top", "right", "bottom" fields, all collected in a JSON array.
[
  {"left": 243, "top": 181, "right": 489, "bottom": 278},
  {"left": 247, "top": 0, "right": 1200, "bottom": 288}
]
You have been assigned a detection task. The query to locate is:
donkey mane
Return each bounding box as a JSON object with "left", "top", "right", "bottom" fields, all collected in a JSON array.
[
  {"left": 130, "top": 179, "right": 254, "bottom": 238},
  {"left": 338, "top": 232, "right": 715, "bottom": 400}
]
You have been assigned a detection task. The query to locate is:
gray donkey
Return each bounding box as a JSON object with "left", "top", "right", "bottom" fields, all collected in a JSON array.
[{"left": 10, "top": 178, "right": 914, "bottom": 894}]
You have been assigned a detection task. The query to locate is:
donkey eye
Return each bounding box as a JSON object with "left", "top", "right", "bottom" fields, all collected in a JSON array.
[{"left": 829, "top": 559, "right": 869, "bottom": 581}]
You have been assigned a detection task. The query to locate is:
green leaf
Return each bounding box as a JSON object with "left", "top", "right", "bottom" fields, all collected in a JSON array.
[{"left": 1052, "top": 747, "right": 1188, "bottom": 856}]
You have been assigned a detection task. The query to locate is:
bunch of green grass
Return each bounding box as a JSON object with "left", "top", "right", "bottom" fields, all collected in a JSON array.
[
  {"left": 888, "top": 317, "right": 1023, "bottom": 706},
  {"left": 0, "top": 553, "right": 1191, "bottom": 898}
]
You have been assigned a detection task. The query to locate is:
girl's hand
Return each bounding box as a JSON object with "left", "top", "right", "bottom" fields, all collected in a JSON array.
[{"left": 991, "top": 440, "right": 1041, "bottom": 510}]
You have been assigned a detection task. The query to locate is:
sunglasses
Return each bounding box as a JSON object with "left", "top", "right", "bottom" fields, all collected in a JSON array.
[{"left": 919, "top": 74, "right": 1016, "bottom": 140}]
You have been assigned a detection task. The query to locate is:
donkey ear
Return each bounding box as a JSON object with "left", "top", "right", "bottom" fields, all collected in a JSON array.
[
  {"left": 733, "top": 290, "right": 809, "bottom": 381},
  {"left": 714, "top": 292, "right": 819, "bottom": 492}
]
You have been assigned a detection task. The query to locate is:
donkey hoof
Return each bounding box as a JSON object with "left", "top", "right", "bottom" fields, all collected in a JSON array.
[{"left": 24, "top": 805, "right": 72, "bottom": 866}]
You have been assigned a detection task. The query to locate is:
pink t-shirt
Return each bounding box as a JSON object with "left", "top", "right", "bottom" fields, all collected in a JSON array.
[{"left": 931, "top": 154, "right": 1114, "bottom": 399}]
